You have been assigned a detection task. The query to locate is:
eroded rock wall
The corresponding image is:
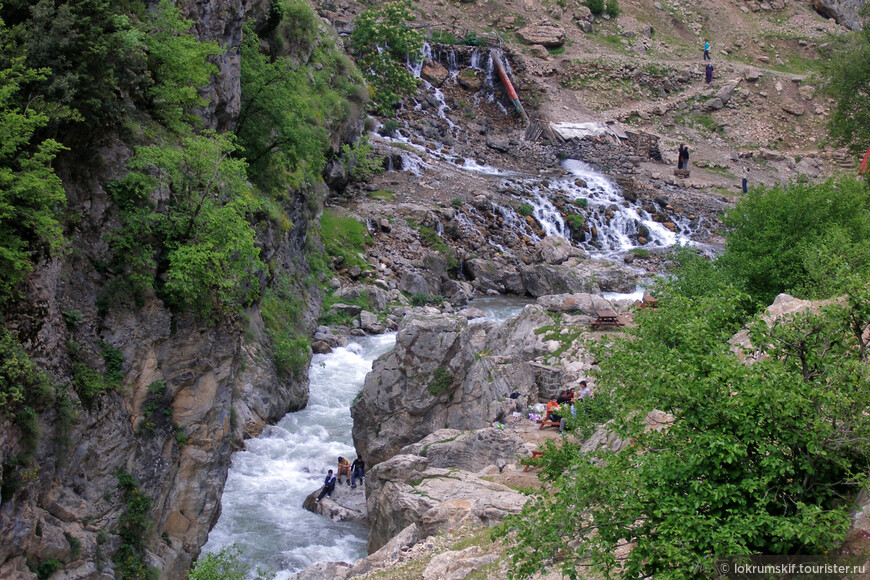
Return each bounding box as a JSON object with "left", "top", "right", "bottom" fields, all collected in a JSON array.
[{"left": 351, "top": 306, "right": 555, "bottom": 466}]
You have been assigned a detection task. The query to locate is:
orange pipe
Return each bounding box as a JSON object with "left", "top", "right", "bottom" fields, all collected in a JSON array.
[{"left": 493, "top": 54, "right": 527, "bottom": 121}]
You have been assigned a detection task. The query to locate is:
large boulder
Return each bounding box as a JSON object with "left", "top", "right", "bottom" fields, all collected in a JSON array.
[
  {"left": 333, "top": 284, "right": 390, "bottom": 312},
  {"left": 519, "top": 258, "right": 635, "bottom": 297},
  {"left": 399, "top": 428, "right": 533, "bottom": 472},
  {"left": 466, "top": 258, "right": 509, "bottom": 294},
  {"left": 421, "top": 60, "right": 450, "bottom": 86},
  {"left": 516, "top": 23, "right": 566, "bottom": 47},
  {"left": 366, "top": 453, "right": 528, "bottom": 552},
  {"left": 812, "top": 0, "right": 865, "bottom": 30},
  {"left": 352, "top": 307, "right": 552, "bottom": 465},
  {"left": 536, "top": 293, "right": 616, "bottom": 314},
  {"left": 536, "top": 236, "right": 586, "bottom": 265}
]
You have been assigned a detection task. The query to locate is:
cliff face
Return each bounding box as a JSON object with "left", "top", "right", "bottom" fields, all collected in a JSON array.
[{"left": 0, "top": 0, "right": 358, "bottom": 576}]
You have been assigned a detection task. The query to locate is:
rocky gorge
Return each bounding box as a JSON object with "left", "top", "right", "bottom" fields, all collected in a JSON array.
[{"left": 1, "top": 0, "right": 867, "bottom": 576}]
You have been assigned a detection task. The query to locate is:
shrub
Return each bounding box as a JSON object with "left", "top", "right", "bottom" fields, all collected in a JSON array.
[
  {"left": 33, "top": 559, "right": 62, "bottom": 580},
  {"left": 262, "top": 274, "right": 311, "bottom": 379},
  {"left": 517, "top": 204, "right": 534, "bottom": 217},
  {"left": 584, "top": 0, "right": 605, "bottom": 16},
  {"left": 188, "top": 546, "right": 265, "bottom": 580},
  {"left": 565, "top": 214, "right": 585, "bottom": 231},
  {"left": 378, "top": 119, "right": 400, "bottom": 137},
  {"left": 605, "top": 0, "right": 620, "bottom": 17},
  {"left": 451, "top": 198, "right": 464, "bottom": 208},
  {"left": 428, "top": 366, "right": 453, "bottom": 396},
  {"left": 573, "top": 198, "right": 588, "bottom": 208}
]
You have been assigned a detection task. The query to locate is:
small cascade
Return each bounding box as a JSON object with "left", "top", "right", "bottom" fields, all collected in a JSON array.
[
  {"left": 435, "top": 219, "right": 444, "bottom": 236},
  {"left": 494, "top": 203, "right": 541, "bottom": 243},
  {"left": 365, "top": 218, "right": 374, "bottom": 233},
  {"left": 530, "top": 193, "right": 565, "bottom": 238}
]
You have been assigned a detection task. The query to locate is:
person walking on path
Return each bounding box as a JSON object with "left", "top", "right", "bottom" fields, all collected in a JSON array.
[
  {"left": 703, "top": 41, "right": 710, "bottom": 61},
  {"left": 316, "top": 470, "right": 337, "bottom": 502},
  {"left": 705, "top": 63, "right": 714, "bottom": 84},
  {"left": 742, "top": 166, "right": 750, "bottom": 193}
]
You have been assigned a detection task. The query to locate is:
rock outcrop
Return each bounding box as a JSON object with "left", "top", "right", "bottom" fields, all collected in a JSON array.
[
  {"left": 812, "top": 0, "right": 865, "bottom": 30},
  {"left": 365, "top": 443, "right": 528, "bottom": 552},
  {"left": 351, "top": 306, "right": 554, "bottom": 466}
]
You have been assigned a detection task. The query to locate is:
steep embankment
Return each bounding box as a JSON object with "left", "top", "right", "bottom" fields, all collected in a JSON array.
[{"left": 0, "top": 0, "right": 365, "bottom": 577}]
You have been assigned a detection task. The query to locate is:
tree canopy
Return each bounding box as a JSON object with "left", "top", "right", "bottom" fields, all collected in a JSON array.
[{"left": 823, "top": 19, "right": 870, "bottom": 159}]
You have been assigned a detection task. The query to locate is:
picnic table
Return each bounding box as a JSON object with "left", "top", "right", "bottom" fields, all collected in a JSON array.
[{"left": 590, "top": 309, "right": 623, "bottom": 329}]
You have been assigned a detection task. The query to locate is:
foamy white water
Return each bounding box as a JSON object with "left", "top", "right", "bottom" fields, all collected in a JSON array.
[{"left": 203, "top": 333, "right": 397, "bottom": 578}]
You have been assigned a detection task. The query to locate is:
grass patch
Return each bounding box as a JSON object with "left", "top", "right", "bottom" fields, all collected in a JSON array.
[
  {"left": 320, "top": 208, "right": 371, "bottom": 271},
  {"left": 547, "top": 45, "right": 566, "bottom": 56},
  {"left": 428, "top": 366, "right": 453, "bottom": 397},
  {"left": 367, "top": 189, "right": 396, "bottom": 201}
]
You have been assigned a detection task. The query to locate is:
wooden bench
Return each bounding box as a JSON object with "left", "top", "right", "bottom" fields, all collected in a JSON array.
[{"left": 590, "top": 309, "right": 623, "bottom": 329}]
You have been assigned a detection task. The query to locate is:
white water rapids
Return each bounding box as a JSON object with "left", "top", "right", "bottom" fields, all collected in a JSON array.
[
  {"left": 202, "top": 301, "right": 530, "bottom": 577},
  {"left": 202, "top": 334, "right": 396, "bottom": 578}
]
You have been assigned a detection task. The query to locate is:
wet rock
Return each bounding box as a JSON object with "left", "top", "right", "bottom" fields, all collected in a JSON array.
[
  {"left": 421, "top": 60, "right": 450, "bottom": 86},
  {"left": 537, "top": 235, "right": 586, "bottom": 265},
  {"left": 466, "top": 258, "right": 507, "bottom": 294},
  {"left": 441, "top": 279, "right": 474, "bottom": 306},
  {"left": 458, "top": 69, "right": 484, "bottom": 91},
  {"left": 311, "top": 341, "right": 333, "bottom": 354}
]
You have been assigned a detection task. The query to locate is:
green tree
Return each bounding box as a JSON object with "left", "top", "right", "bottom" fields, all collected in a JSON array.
[
  {"left": 718, "top": 176, "right": 870, "bottom": 305},
  {"left": 141, "top": 0, "right": 221, "bottom": 132},
  {"left": 504, "top": 292, "right": 870, "bottom": 579},
  {"left": 108, "top": 132, "right": 264, "bottom": 317},
  {"left": 188, "top": 545, "right": 274, "bottom": 580},
  {"left": 823, "top": 19, "right": 870, "bottom": 158},
  {"left": 350, "top": 1, "right": 422, "bottom": 115},
  {"left": 0, "top": 17, "right": 67, "bottom": 304}
]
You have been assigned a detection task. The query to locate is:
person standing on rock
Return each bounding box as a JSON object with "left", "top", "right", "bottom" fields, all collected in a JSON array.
[
  {"left": 678, "top": 144, "right": 688, "bottom": 170},
  {"left": 705, "top": 62, "right": 714, "bottom": 84},
  {"left": 742, "top": 166, "right": 750, "bottom": 193},
  {"left": 316, "top": 470, "right": 337, "bottom": 502},
  {"left": 351, "top": 456, "right": 365, "bottom": 489},
  {"left": 703, "top": 40, "right": 710, "bottom": 61}
]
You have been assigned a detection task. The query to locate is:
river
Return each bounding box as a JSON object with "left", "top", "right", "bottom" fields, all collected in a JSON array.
[{"left": 203, "top": 299, "right": 530, "bottom": 577}]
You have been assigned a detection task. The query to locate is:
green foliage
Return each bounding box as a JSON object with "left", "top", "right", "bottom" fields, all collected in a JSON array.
[
  {"left": 719, "top": 176, "right": 870, "bottom": 305},
  {"left": 450, "top": 198, "right": 464, "bottom": 208},
  {"left": 108, "top": 132, "right": 264, "bottom": 318},
  {"left": 517, "top": 204, "right": 534, "bottom": 217},
  {"left": 584, "top": 0, "right": 605, "bottom": 16},
  {"left": 605, "top": 0, "right": 620, "bottom": 17},
  {"left": 115, "top": 470, "right": 157, "bottom": 580},
  {"left": 142, "top": 0, "right": 221, "bottom": 132},
  {"left": 428, "top": 365, "right": 453, "bottom": 397},
  {"left": 188, "top": 545, "right": 274, "bottom": 580},
  {"left": 0, "top": 21, "right": 67, "bottom": 305},
  {"left": 72, "top": 362, "right": 113, "bottom": 409},
  {"left": 340, "top": 136, "right": 384, "bottom": 182},
  {"left": 378, "top": 120, "right": 400, "bottom": 137},
  {"left": 822, "top": 25, "right": 870, "bottom": 157},
  {"left": 102, "top": 342, "right": 124, "bottom": 384},
  {"left": 63, "top": 309, "right": 84, "bottom": 327},
  {"left": 65, "top": 532, "right": 82, "bottom": 560},
  {"left": 33, "top": 559, "right": 62, "bottom": 580},
  {"left": 320, "top": 209, "right": 371, "bottom": 270},
  {"left": 565, "top": 214, "right": 584, "bottom": 231},
  {"left": 351, "top": 1, "right": 423, "bottom": 115},
  {"left": 505, "top": 291, "right": 870, "bottom": 579},
  {"left": 408, "top": 292, "right": 443, "bottom": 307},
  {"left": 261, "top": 274, "right": 311, "bottom": 379},
  {"left": 0, "top": 327, "right": 53, "bottom": 415},
  {"left": 236, "top": 14, "right": 365, "bottom": 194}
]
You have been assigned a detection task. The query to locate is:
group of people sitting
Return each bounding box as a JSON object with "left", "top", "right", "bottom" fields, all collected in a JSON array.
[
  {"left": 316, "top": 455, "right": 366, "bottom": 502},
  {"left": 542, "top": 381, "right": 593, "bottom": 432}
]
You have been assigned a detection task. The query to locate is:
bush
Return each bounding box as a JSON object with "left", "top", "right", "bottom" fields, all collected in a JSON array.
[
  {"left": 565, "top": 214, "right": 585, "bottom": 231},
  {"left": 450, "top": 198, "right": 464, "bottom": 208},
  {"left": 605, "top": 0, "right": 620, "bottom": 17},
  {"left": 189, "top": 545, "right": 274, "bottom": 580},
  {"left": 517, "top": 204, "right": 534, "bottom": 217},
  {"left": 428, "top": 366, "right": 453, "bottom": 396},
  {"left": 378, "top": 119, "right": 400, "bottom": 137},
  {"left": 261, "top": 275, "right": 311, "bottom": 379},
  {"left": 584, "top": 0, "right": 605, "bottom": 16}
]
